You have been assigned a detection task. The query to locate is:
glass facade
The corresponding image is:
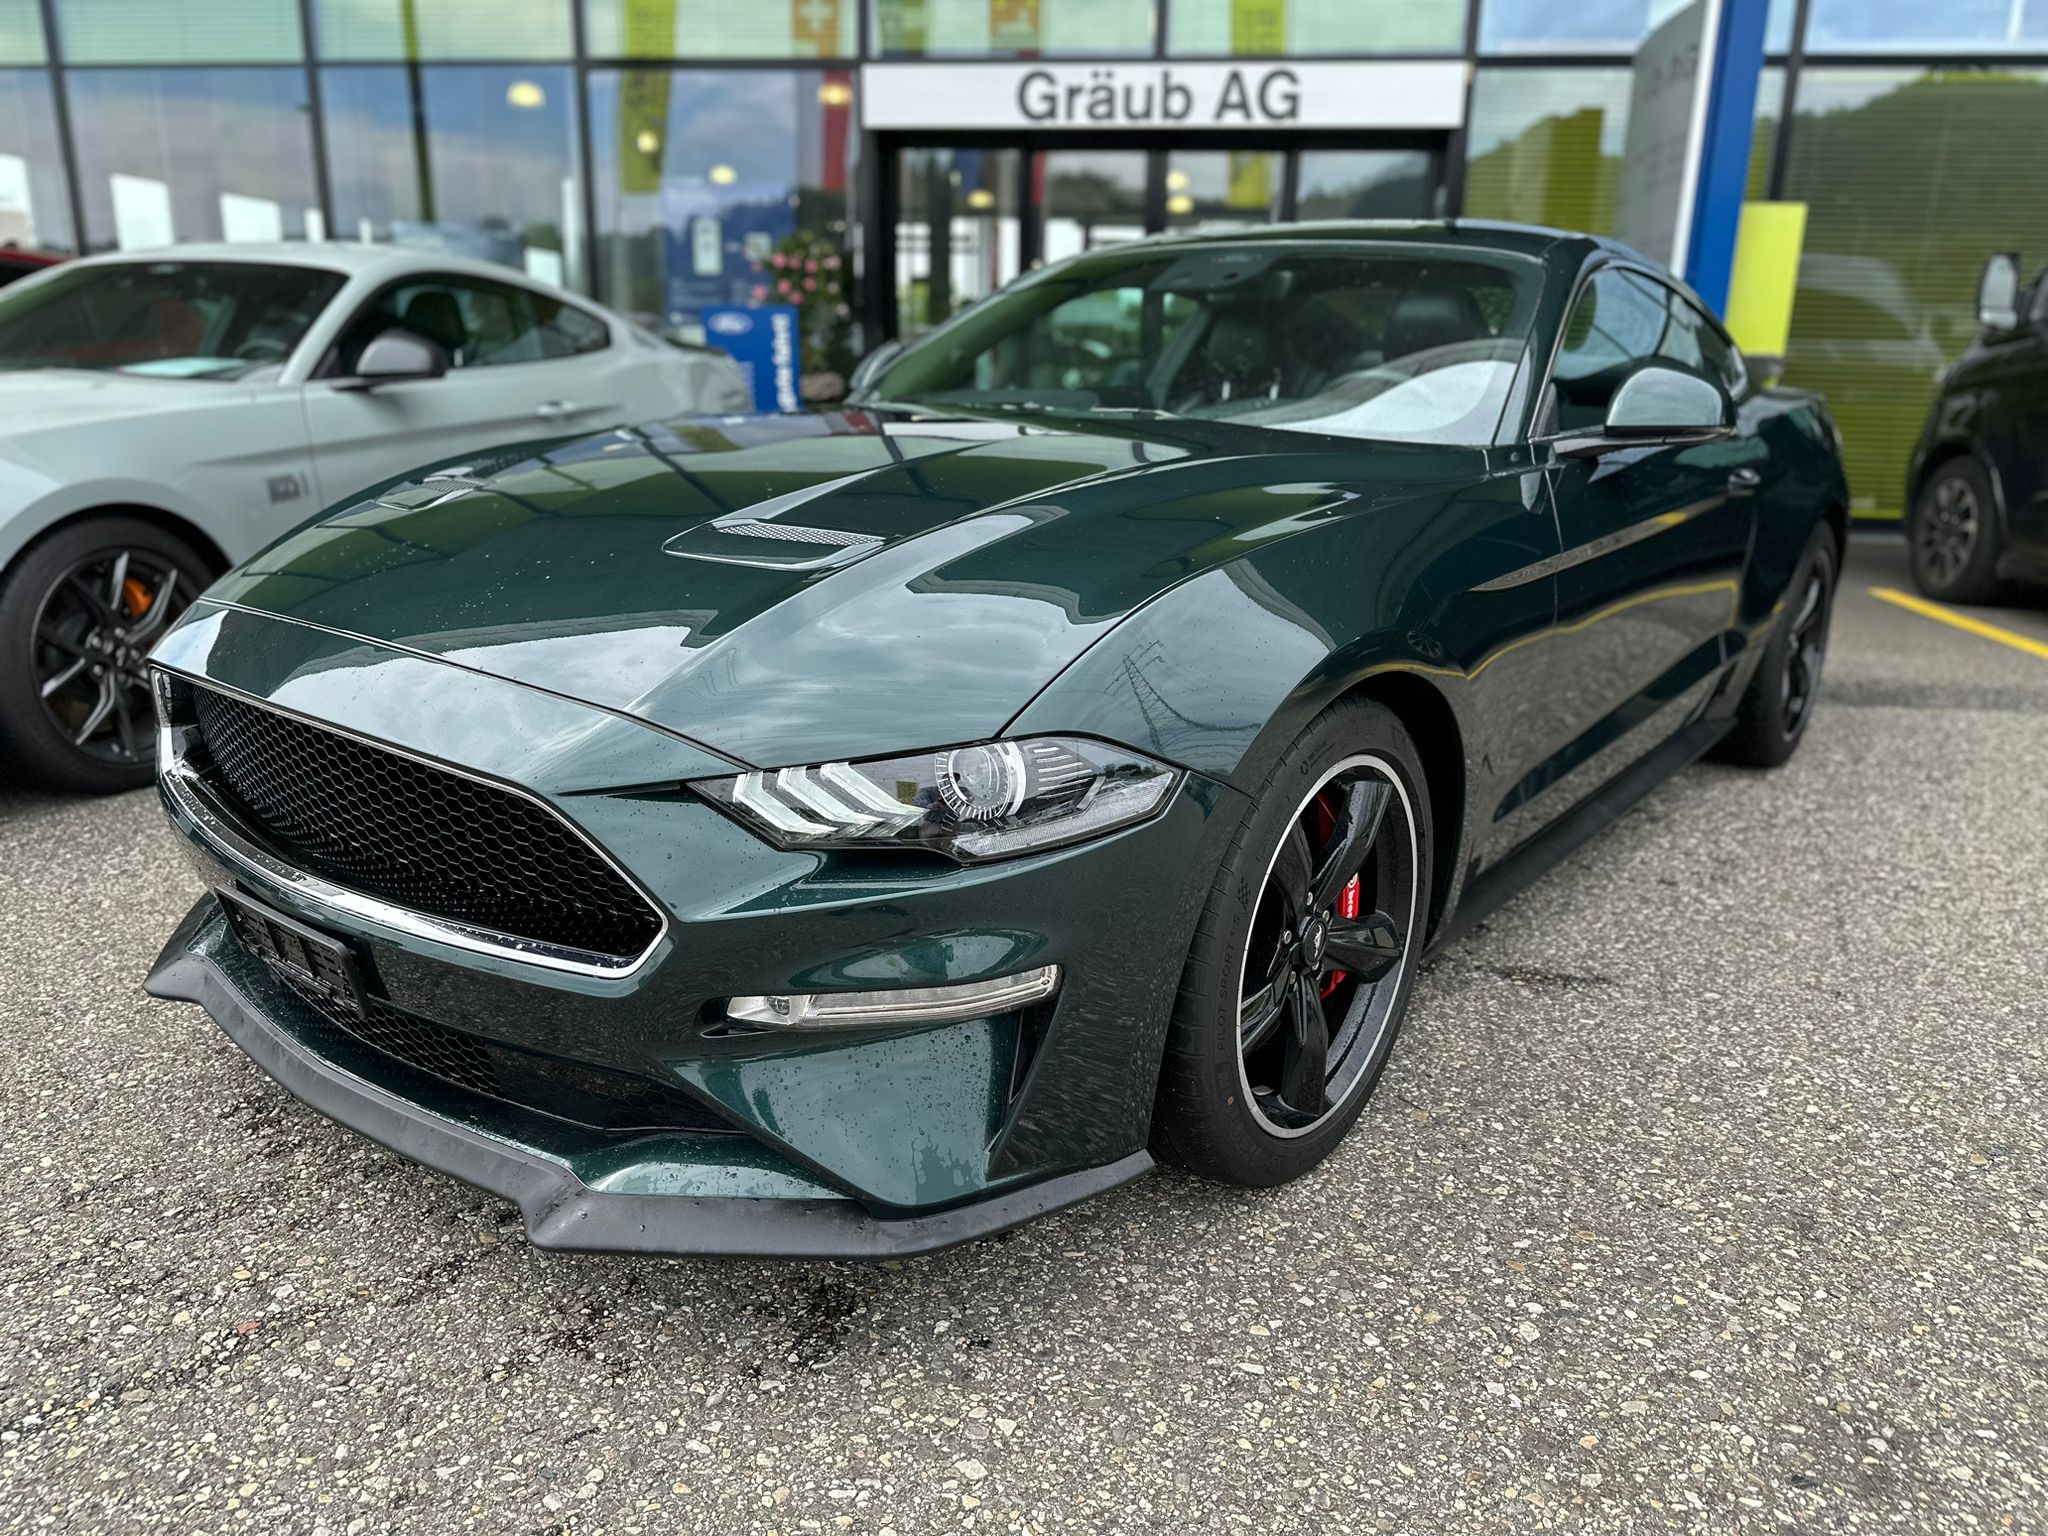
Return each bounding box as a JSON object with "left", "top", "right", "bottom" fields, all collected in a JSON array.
[
  {"left": 586, "top": 0, "right": 858, "bottom": 59},
  {"left": 1464, "top": 69, "right": 1632, "bottom": 234},
  {"left": 323, "top": 65, "right": 581, "bottom": 283},
  {"left": 1171, "top": 0, "right": 1464, "bottom": 55},
  {"left": 1777, "top": 68, "right": 2048, "bottom": 514},
  {"left": 317, "top": 0, "right": 574, "bottom": 61},
  {"left": 871, "top": 0, "right": 1154, "bottom": 58},
  {"left": 59, "top": 0, "right": 303, "bottom": 64},
  {"left": 1478, "top": 0, "right": 1695, "bottom": 53},
  {"left": 1297, "top": 150, "right": 1440, "bottom": 221},
  {"left": 1164, "top": 150, "right": 1284, "bottom": 232},
  {"left": 67, "top": 69, "right": 317, "bottom": 250},
  {"left": 1804, "top": 1, "right": 2048, "bottom": 53},
  {"left": 0, "top": 68, "right": 67, "bottom": 250},
  {"left": 0, "top": 0, "right": 2037, "bottom": 506},
  {"left": 588, "top": 67, "right": 854, "bottom": 357},
  {"left": 0, "top": 0, "right": 45, "bottom": 67}
]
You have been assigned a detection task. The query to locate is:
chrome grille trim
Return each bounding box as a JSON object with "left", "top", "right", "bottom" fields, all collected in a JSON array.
[{"left": 154, "top": 672, "right": 667, "bottom": 980}]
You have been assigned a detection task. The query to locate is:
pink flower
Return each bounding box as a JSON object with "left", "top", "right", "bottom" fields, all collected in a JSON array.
[
  {"left": 804, "top": 258, "right": 818, "bottom": 273},
  {"left": 769, "top": 252, "right": 786, "bottom": 268},
  {"left": 803, "top": 276, "right": 817, "bottom": 291},
  {"left": 751, "top": 284, "right": 767, "bottom": 301},
  {"left": 824, "top": 255, "right": 840, "bottom": 270}
]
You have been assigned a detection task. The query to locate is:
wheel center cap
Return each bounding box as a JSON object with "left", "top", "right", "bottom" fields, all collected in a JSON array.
[{"left": 1302, "top": 916, "right": 1329, "bottom": 970}]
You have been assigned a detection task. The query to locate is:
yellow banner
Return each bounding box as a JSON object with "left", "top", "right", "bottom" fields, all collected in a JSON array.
[
  {"left": 1231, "top": 0, "right": 1286, "bottom": 54},
  {"left": 1724, "top": 201, "right": 1809, "bottom": 359},
  {"left": 794, "top": 0, "right": 845, "bottom": 55},
  {"left": 618, "top": 0, "right": 676, "bottom": 194},
  {"left": 1227, "top": 151, "right": 1273, "bottom": 211},
  {"left": 991, "top": 0, "right": 1040, "bottom": 51}
]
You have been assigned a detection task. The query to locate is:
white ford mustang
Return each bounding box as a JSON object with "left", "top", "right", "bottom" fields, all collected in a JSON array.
[{"left": 0, "top": 243, "right": 751, "bottom": 792}]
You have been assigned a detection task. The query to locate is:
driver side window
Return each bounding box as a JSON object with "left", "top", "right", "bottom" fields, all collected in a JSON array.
[
  {"left": 328, "top": 277, "right": 606, "bottom": 377},
  {"left": 1551, "top": 267, "right": 1743, "bottom": 433},
  {"left": 1550, "top": 269, "right": 1668, "bottom": 433}
]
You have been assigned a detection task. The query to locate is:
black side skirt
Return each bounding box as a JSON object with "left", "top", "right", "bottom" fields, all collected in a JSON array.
[
  {"left": 1428, "top": 717, "right": 1731, "bottom": 956},
  {"left": 144, "top": 906, "right": 1153, "bottom": 1261}
]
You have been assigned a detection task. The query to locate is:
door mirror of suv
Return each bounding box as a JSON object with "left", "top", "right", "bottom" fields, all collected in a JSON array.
[
  {"left": 846, "top": 338, "right": 905, "bottom": 399},
  {"left": 1553, "top": 364, "right": 1732, "bottom": 458},
  {"left": 334, "top": 328, "right": 451, "bottom": 392},
  {"left": 1978, "top": 252, "right": 2022, "bottom": 331}
]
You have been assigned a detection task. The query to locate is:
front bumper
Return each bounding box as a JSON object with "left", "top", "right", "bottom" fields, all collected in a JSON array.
[
  {"left": 146, "top": 898, "right": 1152, "bottom": 1258},
  {"left": 145, "top": 602, "right": 1243, "bottom": 1256}
]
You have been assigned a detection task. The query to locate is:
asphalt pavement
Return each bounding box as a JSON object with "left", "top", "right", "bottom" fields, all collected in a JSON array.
[{"left": 1, "top": 535, "right": 2043, "bottom": 1535}]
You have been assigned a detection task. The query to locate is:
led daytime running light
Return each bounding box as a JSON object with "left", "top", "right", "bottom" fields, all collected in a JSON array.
[{"left": 727, "top": 965, "right": 1060, "bottom": 1029}]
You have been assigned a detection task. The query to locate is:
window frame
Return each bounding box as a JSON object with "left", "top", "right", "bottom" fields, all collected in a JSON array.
[{"left": 313, "top": 268, "right": 612, "bottom": 380}]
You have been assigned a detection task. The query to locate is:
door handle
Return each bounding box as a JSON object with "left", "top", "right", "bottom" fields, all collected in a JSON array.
[
  {"left": 1727, "top": 466, "right": 1763, "bottom": 496},
  {"left": 533, "top": 399, "right": 585, "bottom": 420}
]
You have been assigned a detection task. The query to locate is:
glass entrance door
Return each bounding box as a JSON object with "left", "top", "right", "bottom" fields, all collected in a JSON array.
[
  {"left": 887, "top": 140, "right": 1443, "bottom": 340},
  {"left": 894, "top": 147, "right": 1024, "bottom": 339}
]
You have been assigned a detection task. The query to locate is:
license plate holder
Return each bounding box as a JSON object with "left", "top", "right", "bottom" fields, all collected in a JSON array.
[{"left": 216, "top": 886, "right": 367, "bottom": 1020}]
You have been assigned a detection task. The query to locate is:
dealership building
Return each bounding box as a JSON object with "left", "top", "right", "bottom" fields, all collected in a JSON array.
[{"left": 0, "top": 0, "right": 2044, "bottom": 515}]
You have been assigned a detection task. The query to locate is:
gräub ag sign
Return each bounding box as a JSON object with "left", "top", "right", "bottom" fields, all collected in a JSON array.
[{"left": 859, "top": 60, "right": 1467, "bottom": 133}]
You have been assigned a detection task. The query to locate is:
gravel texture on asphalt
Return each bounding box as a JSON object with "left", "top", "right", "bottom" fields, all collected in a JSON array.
[{"left": 0, "top": 539, "right": 2042, "bottom": 1535}]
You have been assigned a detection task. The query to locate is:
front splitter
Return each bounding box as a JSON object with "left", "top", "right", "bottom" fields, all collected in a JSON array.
[{"left": 143, "top": 905, "right": 1153, "bottom": 1260}]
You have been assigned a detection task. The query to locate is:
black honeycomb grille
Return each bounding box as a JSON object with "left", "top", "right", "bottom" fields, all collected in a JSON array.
[
  {"left": 189, "top": 687, "right": 660, "bottom": 961},
  {"left": 283, "top": 972, "right": 503, "bottom": 1097}
]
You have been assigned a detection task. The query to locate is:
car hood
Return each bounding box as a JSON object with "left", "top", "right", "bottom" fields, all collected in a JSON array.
[{"left": 196, "top": 409, "right": 1483, "bottom": 768}]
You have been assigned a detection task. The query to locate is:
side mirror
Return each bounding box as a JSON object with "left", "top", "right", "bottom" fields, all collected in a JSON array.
[
  {"left": 846, "top": 338, "right": 905, "bottom": 398},
  {"left": 1978, "top": 252, "right": 2022, "bottom": 331},
  {"left": 333, "top": 328, "right": 450, "bottom": 392},
  {"left": 1557, "top": 364, "right": 1732, "bottom": 458}
]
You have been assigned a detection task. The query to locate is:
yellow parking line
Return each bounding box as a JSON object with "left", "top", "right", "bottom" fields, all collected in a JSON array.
[{"left": 1869, "top": 587, "right": 2048, "bottom": 661}]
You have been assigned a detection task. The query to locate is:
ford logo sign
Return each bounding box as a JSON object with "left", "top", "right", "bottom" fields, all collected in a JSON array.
[{"left": 707, "top": 312, "right": 752, "bottom": 336}]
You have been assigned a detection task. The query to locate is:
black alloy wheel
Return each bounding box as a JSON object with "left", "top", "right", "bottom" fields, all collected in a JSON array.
[
  {"left": 1907, "top": 458, "right": 2004, "bottom": 604},
  {"left": 1913, "top": 470, "right": 1979, "bottom": 592},
  {"left": 1778, "top": 561, "right": 1830, "bottom": 740},
  {"left": 1153, "top": 699, "right": 1432, "bottom": 1187},
  {"left": 0, "top": 516, "right": 210, "bottom": 792},
  {"left": 32, "top": 548, "right": 183, "bottom": 764},
  {"left": 1236, "top": 756, "right": 1419, "bottom": 1137},
  {"left": 1712, "top": 523, "right": 1838, "bottom": 770}
]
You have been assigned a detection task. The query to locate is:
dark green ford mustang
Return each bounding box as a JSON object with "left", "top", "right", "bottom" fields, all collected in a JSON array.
[{"left": 144, "top": 223, "right": 1848, "bottom": 1257}]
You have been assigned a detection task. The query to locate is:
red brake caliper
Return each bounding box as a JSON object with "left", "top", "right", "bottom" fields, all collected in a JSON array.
[{"left": 1312, "top": 793, "right": 1363, "bottom": 999}]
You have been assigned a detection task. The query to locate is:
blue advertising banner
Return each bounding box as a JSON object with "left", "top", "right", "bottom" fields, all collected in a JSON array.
[{"left": 703, "top": 305, "right": 802, "bottom": 414}]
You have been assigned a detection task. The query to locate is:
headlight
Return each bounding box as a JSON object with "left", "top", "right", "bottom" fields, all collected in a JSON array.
[{"left": 692, "top": 736, "right": 1179, "bottom": 862}]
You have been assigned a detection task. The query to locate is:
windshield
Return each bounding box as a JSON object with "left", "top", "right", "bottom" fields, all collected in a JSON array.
[
  {"left": 861, "top": 243, "right": 1542, "bottom": 447},
  {"left": 0, "top": 261, "right": 346, "bottom": 381}
]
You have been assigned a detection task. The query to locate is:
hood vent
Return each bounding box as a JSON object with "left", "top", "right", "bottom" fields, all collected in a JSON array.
[{"left": 663, "top": 516, "right": 884, "bottom": 571}]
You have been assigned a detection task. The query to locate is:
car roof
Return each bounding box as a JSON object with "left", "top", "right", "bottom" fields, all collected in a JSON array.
[
  {"left": 1109, "top": 218, "right": 1653, "bottom": 270},
  {"left": 63, "top": 241, "right": 574, "bottom": 291}
]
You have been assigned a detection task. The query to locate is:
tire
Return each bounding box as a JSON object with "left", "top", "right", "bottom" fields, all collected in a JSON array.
[
  {"left": 0, "top": 516, "right": 212, "bottom": 794},
  {"left": 1712, "top": 523, "right": 1837, "bottom": 770},
  {"left": 1152, "top": 698, "right": 1433, "bottom": 1187},
  {"left": 1908, "top": 457, "right": 2006, "bottom": 604}
]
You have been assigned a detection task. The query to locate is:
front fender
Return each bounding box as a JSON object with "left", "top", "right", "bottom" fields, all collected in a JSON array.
[
  {"left": 0, "top": 467, "right": 227, "bottom": 575},
  {"left": 1005, "top": 465, "right": 1559, "bottom": 909}
]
